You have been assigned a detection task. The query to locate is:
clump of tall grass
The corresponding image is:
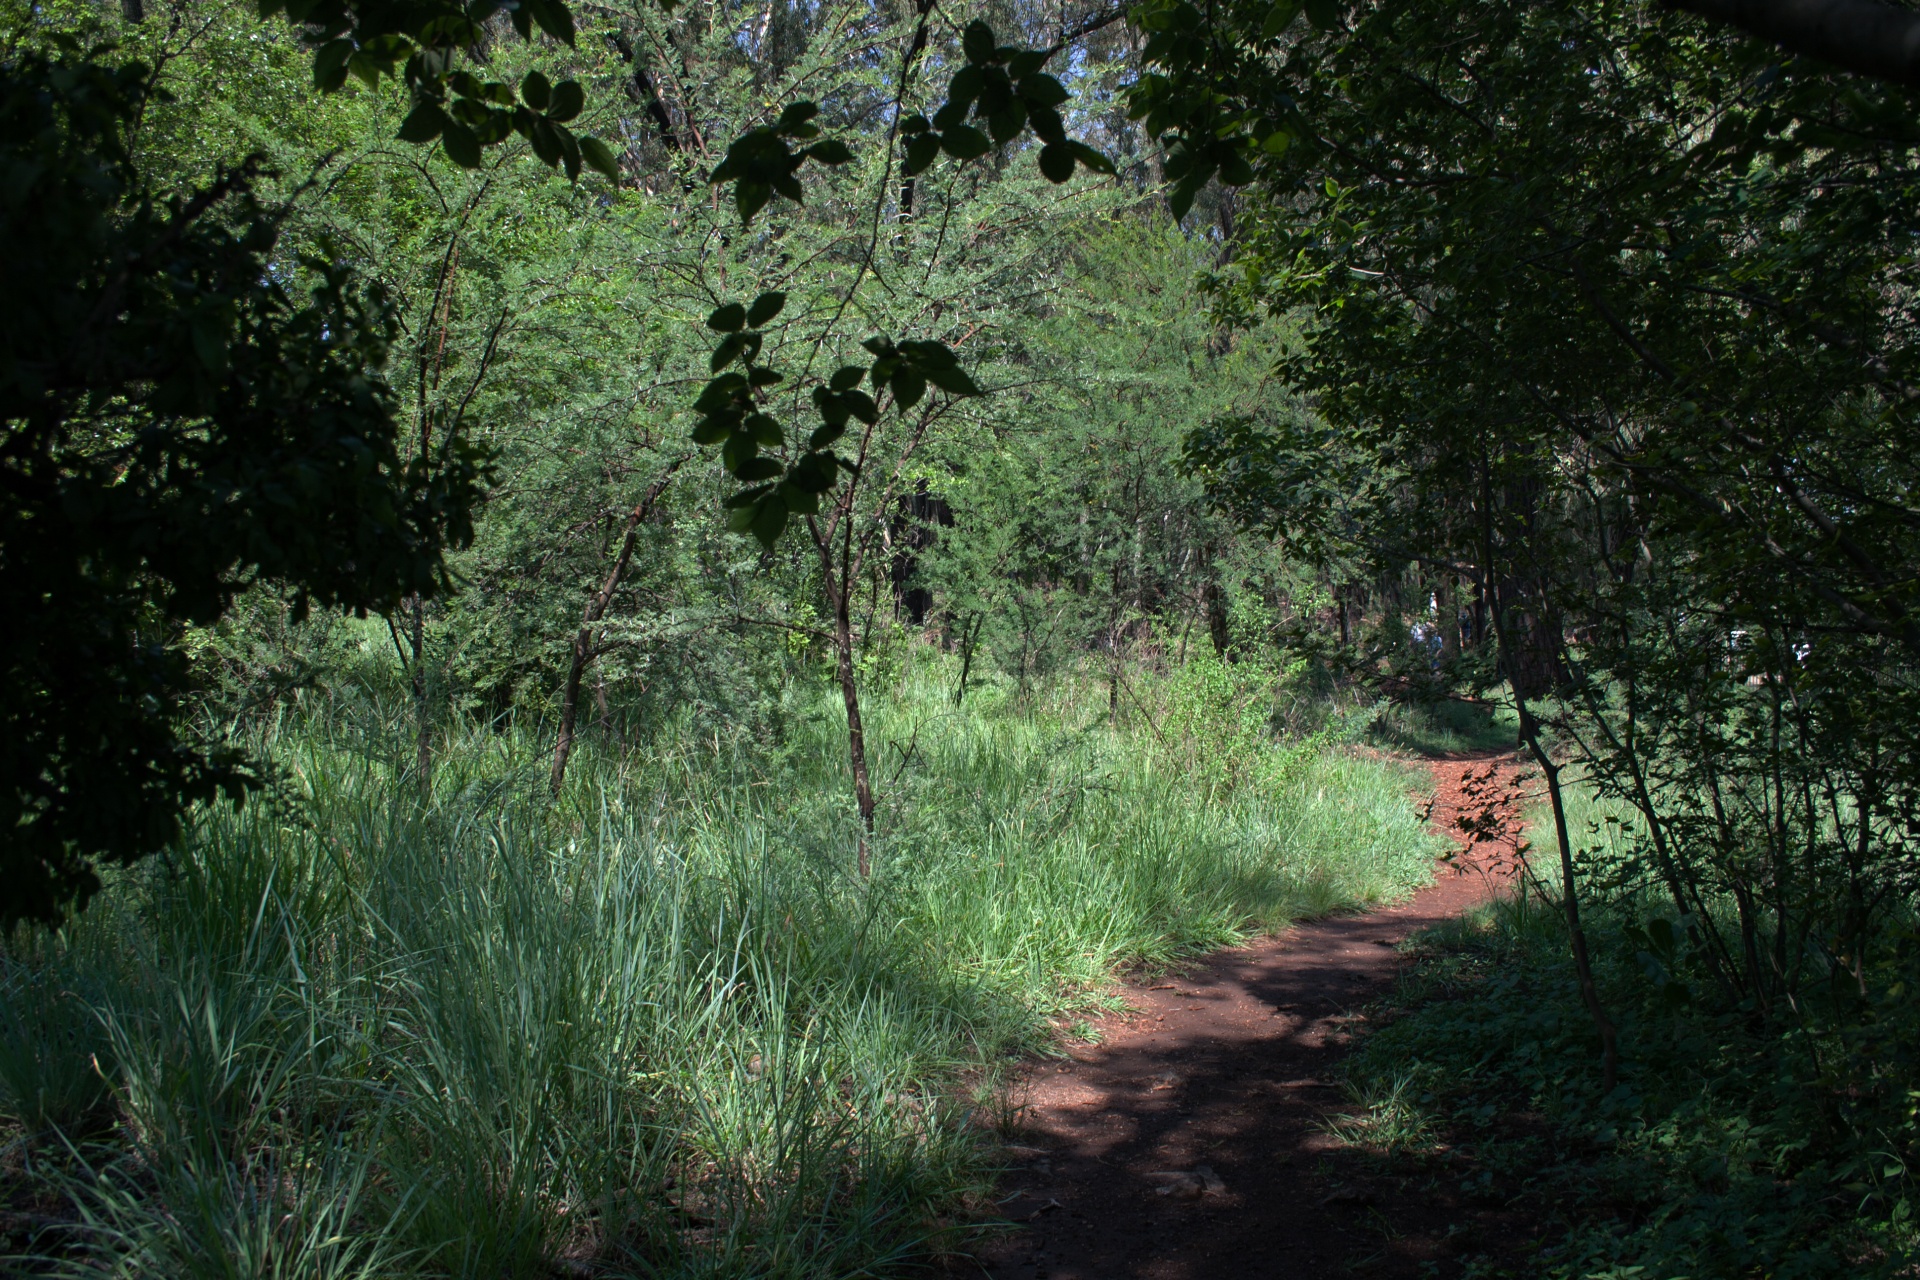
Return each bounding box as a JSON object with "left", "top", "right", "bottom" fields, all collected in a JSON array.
[{"left": 1, "top": 659, "right": 1439, "bottom": 1278}]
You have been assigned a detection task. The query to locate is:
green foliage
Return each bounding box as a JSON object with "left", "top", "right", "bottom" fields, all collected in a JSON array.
[
  {"left": 250, "top": 0, "right": 618, "bottom": 178},
  {"left": 0, "top": 659, "right": 1436, "bottom": 1275},
  {"left": 1342, "top": 887, "right": 1920, "bottom": 1278},
  {"left": 913, "top": 219, "right": 1303, "bottom": 706},
  {"left": 0, "top": 49, "right": 488, "bottom": 925},
  {"left": 1181, "top": 0, "right": 1920, "bottom": 1072}
]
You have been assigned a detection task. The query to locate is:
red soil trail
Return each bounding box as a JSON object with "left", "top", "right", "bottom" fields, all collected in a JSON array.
[{"left": 964, "top": 751, "right": 1534, "bottom": 1280}]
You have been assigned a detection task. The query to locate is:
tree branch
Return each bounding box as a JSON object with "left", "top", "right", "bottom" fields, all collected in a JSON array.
[{"left": 1666, "top": 0, "right": 1920, "bottom": 87}]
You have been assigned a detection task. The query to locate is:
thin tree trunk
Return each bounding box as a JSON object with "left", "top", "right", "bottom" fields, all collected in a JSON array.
[
  {"left": 1205, "top": 551, "right": 1232, "bottom": 657},
  {"left": 553, "top": 628, "right": 591, "bottom": 796},
  {"left": 812, "top": 511, "right": 876, "bottom": 875},
  {"left": 410, "top": 239, "right": 460, "bottom": 795},
  {"left": 550, "top": 462, "right": 683, "bottom": 795},
  {"left": 953, "top": 612, "right": 980, "bottom": 706},
  {"left": 1523, "top": 707, "right": 1621, "bottom": 1093},
  {"left": 411, "top": 594, "right": 430, "bottom": 787},
  {"left": 1480, "top": 451, "right": 1618, "bottom": 1091}
]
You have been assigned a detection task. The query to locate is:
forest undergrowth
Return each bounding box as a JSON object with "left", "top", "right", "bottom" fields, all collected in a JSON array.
[
  {"left": 1332, "top": 781, "right": 1920, "bottom": 1279},
  {"left": 0, "top": 648, "right": 1435, "bottom": 1278}
]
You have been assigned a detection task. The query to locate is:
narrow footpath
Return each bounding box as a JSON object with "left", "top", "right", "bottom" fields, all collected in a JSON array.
[{"left": 967, "top": 752, "right": 1531, "bottom": 1280}]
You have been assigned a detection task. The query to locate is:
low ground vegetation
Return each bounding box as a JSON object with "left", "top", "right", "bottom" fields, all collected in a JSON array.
[
  {"left": 0, "top": 647, "right": 1435, "bottom": 1278},
  {"left": 1335, "top": 778, "right": 1920, "bottom": 1279}
]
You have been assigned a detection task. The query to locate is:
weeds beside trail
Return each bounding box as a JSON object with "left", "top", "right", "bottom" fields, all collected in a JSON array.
[
  {"left": 1331, "top": 778, "right": 1920, "bottom": 1278},
  {"left": 0, "top": 667, "right": 1435, "bottom": 1279}
]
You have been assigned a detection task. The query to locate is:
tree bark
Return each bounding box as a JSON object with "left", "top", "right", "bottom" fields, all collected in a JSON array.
[
  {"left": 549, "top": 461, "right": 683, "bottom": 796},
  {"left": 410, "top": 594, "right": 431, "bottom": 789},
  {"left": 1667, "top": 0, "right": 1920, "bottom": 87},
  {"left": 953, "top": 612, "right": 980, "bottom": 706},
  {"left": 1479, "top": 451, "right": 1618, "bottom": 1091},
  {"left": 1522, "top": 706, "right": 1621, "bottom": 1093},
  {"left": 812, "top": 513, "right": 876, "bottom": 875},
  {"left": 1205, "top": 575, "right": 1232, "bottom": 657}
]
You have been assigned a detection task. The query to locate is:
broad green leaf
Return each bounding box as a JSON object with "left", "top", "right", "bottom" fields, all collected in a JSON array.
[
  {"left": 313, "top": 38, "right": 353, "bottom": 92},
  {"left": 710, "top": 333, "right": 749, "bottom": 370},
  {"left": 988, "top": 102, "right": 1027, "bottom": 145},
  {"left": 548, "top": 79, "right": 585, "bottom": 122},
  {"left": 925, "top": 365, "right": 982, "bottom": 396},
  {"left": 723, "top": 483, "right": 775, "bottom": 509},
  {"left": 745, "top": 412, "right": 784, "bottom": 446},
  {"left": 747, "top": 292, "right": 787, "bottom": 326},
  {"left": 1018, "top": 74, "right": 1068, "bottom": 107},
  {"left": 777, "top": 100, "right": 820, "bottom": 131},
  {"left": 520, "top": 70, "right": 551, "bottom": 110},
  {"left": 1261, "top": 0, "right": 1301, "bottom": 39},
  {"left": 893, "top": 368, "right": 926, "bottom": 410},
  {"left": 903, "top": 134, "right": 941, "bottom": 175},
  {"left": 397, "top": 102, "right": 448, "bottom": 143},
  {"left": 1068, "top": 140, "right": 1116, "bottom": 174},
  {"left": 580, "top": 135, "right": 619, "bottom": 179},
  {"left": 441, "top": 123, "right": 482, "bottom": 168},
  {"left": 962, "top": 20, "right": 996, "bottom": 66},
  {"left": 750, "top": 499, "right": 789, "bottom": 546},
  {"left": 941, "top": 125, "right": 992, "bottom": 160}
]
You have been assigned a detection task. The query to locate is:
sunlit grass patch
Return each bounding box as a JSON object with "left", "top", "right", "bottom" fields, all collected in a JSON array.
[{"left": 1, "top": 664, "right": 1439, "bottom": 1278}]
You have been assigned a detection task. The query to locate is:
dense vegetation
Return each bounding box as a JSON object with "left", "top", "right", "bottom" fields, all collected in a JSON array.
[
  {"left": 3, "top": 654, "right": 1435, "bottom": 1276},
  {"left": 8, "top": 0, "right": 1920, "bottom": 1273}
]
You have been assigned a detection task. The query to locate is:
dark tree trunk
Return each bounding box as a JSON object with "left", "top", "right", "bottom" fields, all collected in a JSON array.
[
  {"left": 1668, "top": 0, "right": 1920, "bottom": 88},
  {"left": 1525, "top": 711, "right": 1622, "bottom": 1093},
  {"left": 1479, "top": 453, "right": 1617, "bottom": 1090},
  {"left": 1204, "top": 554, "right": 1232, "bottom": 657},
  {"left": 889, "top": 484, "right": 950, "bottom": 625},
  {"left": 812, "top": 512, "right": 876, "bottom": 876},
  {"left": 550, "top": 462, "right": 682, "bottom": 796},
  {"left": 410, "top": 595, "right": 430, "bottom": 788},
  {"left": 953, "top": 612, "right": 980, "bottom": 706}
]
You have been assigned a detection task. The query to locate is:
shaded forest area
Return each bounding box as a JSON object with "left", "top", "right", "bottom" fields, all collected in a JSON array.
[{"left": 5, "top": 0, "right": 1920, "bottom": 1274}]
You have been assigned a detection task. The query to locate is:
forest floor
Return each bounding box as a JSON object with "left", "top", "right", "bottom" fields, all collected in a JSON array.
[{"left": 965, "top": 749, "right": 1534, "bottom": 1280}]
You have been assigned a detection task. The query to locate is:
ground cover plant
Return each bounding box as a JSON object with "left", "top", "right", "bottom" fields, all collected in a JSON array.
[
  {"left": 1331, "top": 777, "right": 1920, "bottom": 1278},
  {"left": 12, "top": 0, "right": 1920, "bottom": 1271},
  {"left": 0, "top": 646, "right": 1436, "bottom": 1277}
]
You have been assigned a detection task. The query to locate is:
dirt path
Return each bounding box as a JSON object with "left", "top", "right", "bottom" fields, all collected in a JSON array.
[{"left": 965, "top": 751, "right": 1532, "bottom": 1280}]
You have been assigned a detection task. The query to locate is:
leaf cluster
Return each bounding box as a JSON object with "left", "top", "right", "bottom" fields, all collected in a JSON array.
[{"left": 0, "top": 51, "right": 489, "bottom": 924}]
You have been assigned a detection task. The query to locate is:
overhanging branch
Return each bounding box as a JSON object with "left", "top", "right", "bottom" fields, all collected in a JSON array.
[{"left": 1665, "top": 0, "right": 1920, "bottom": 87}]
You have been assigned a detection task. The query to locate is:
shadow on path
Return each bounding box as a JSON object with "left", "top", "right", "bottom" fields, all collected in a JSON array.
[{"left": 964, "top": 752, "right": 1533, "bottom": 1280}]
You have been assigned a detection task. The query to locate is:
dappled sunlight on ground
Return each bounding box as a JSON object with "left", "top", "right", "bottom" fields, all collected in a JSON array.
[{"left": 966, "top": 754, "right": 1527, "bottom": 1280}]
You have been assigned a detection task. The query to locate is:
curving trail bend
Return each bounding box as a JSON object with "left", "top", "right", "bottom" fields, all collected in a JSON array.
[{"left": 967, "top": 751, "right": 1532, "bottom": 1280}]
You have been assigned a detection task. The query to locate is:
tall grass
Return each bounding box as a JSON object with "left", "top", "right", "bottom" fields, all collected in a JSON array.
[{"left": 2, "top": 659, "right": 1438, "bottom": 1277}]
